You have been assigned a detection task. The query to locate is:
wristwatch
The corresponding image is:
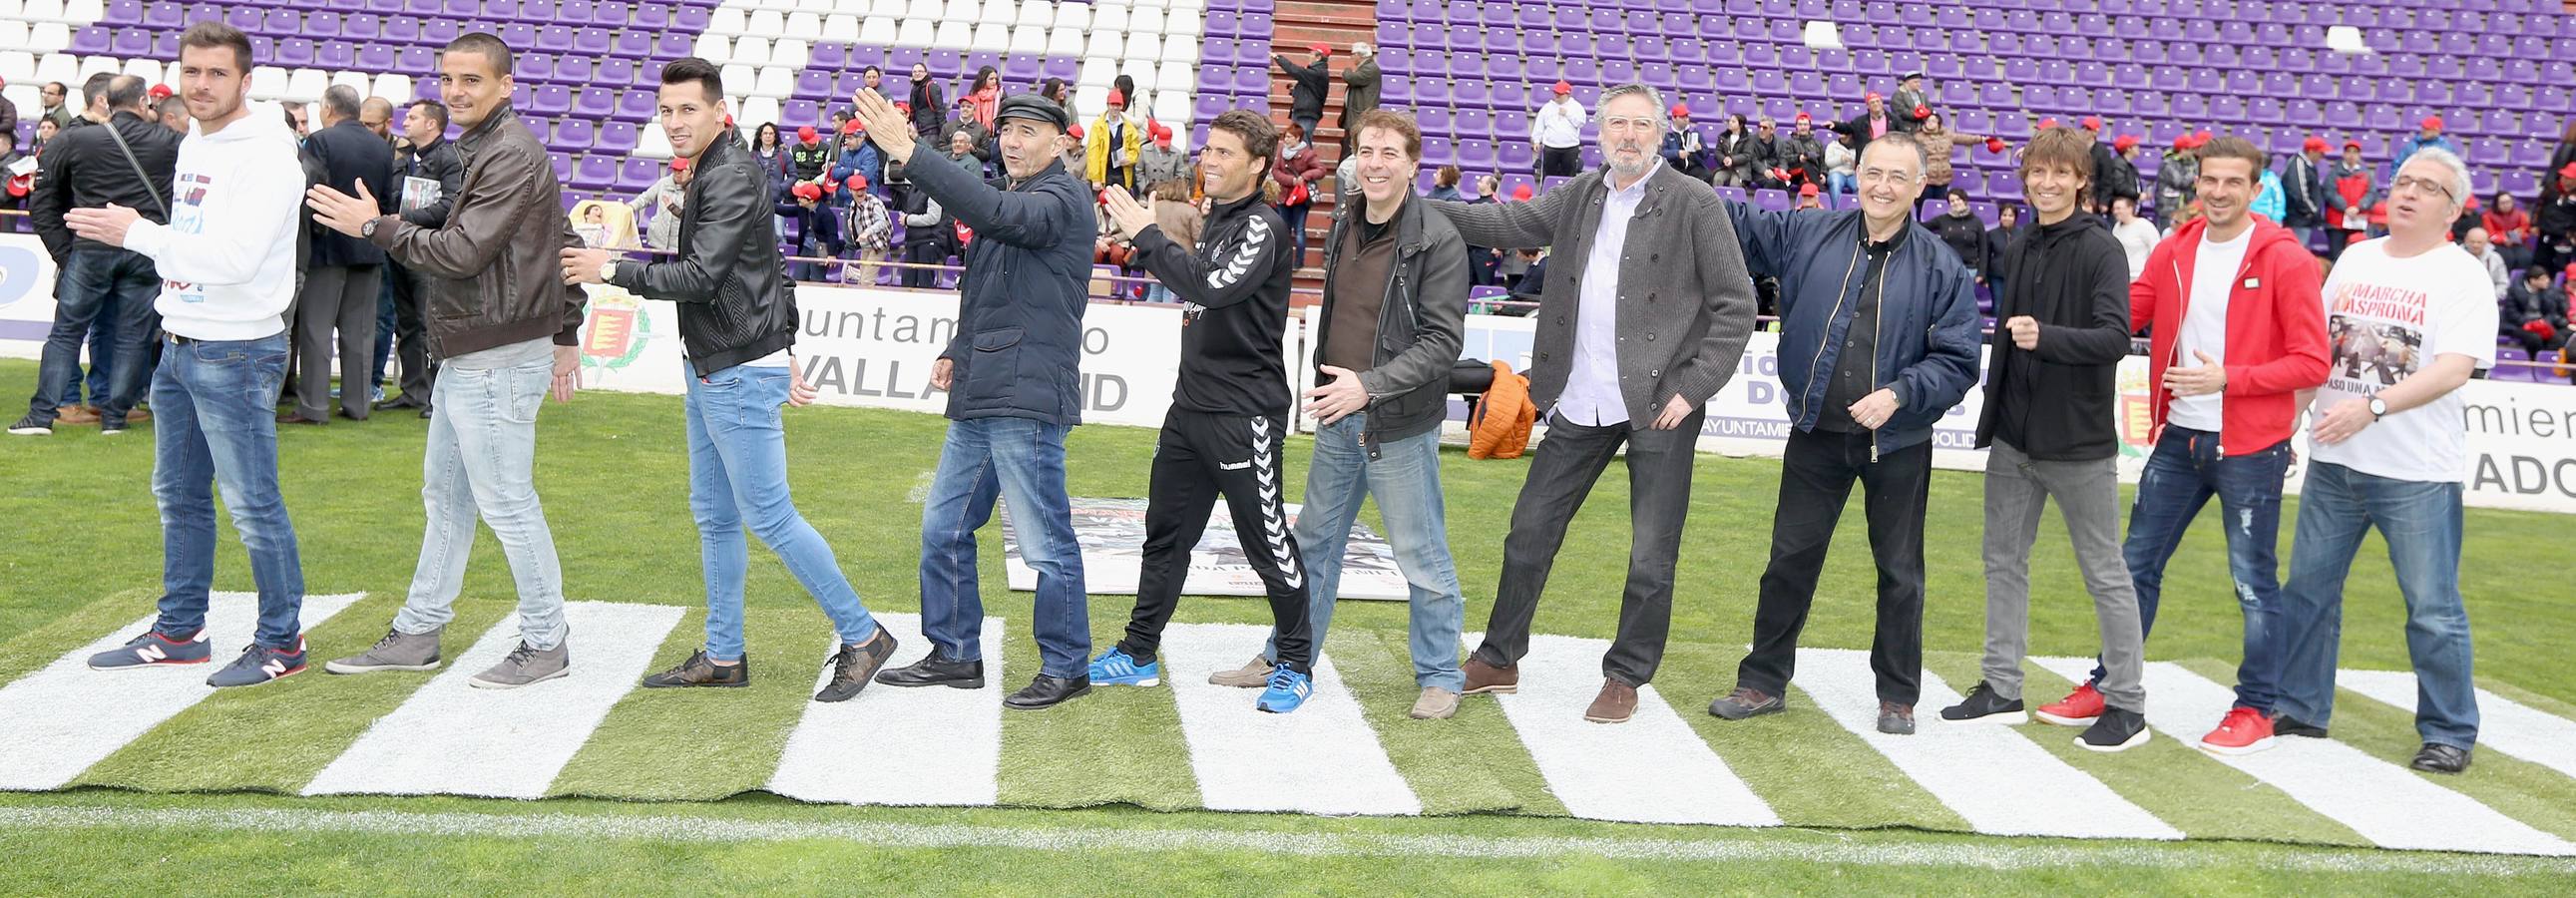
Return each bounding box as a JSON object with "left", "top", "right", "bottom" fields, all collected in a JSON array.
[
  {"left": 2367, "top": 397, "right": 2387, "bottom": 420},
  {"left": 598, "top": 261, "right": 619, "bottom": 285},
  {"left": 360, "top": 217, "right": 380, "bottom": 239}
]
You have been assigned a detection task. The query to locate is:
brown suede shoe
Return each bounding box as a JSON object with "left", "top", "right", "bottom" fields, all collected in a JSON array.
[
  {"left": 1584, "top": 679, "right": 1638, "bottom": 723},
  {"left": 123, "top": 406, "right": 150, "bottom": 423},
  {"left": 55, "top": 405, "right": 99, "bottom": 425},
  {"left": 1461, "top": 657, "right": 1517, "bottom": 695}
]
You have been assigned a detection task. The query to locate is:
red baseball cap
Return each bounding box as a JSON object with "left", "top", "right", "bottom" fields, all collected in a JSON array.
[
  {"left": 1551, "top": 80, "right": 1572, "bottom": 95},
  {"left": 2420, "top": 115, "right": 2443, "bottom": 132},
  {"left": 797, "top": 126, "right": 818, "bottom": 144},
  {"left": 148, "top": 84, "right": 173, "bottom": 101},
  {"left": 2302, "top": 136, "right": 2329, "bottom": 153},
  {"left": 1107, "top": 89, "right": 1126, "bottom": 107},
  {"left": 842, "top": 119, "right": 864, "bottom": 135},
  {"left": 2112, "top": 135, "right": 2138, "bottom": 152},
  {"left": 1068, "top": 124, "right": 1083, "bottom": 140},
  {"left": 2038, "top": 117, "right": 2059, "bottom": 130},
  {"left": 669, "top": 156, "right": 689, "bottom": 171},
  {"left": 1798, "top": 183, "right": 1819, "bottom": 197},
  {"left": 2344, "top": 138, "right": 2362, "bottom": 150},
  {"left": 1511, "top": 184, "right": 1534, "bottom": 201},
  {"left": 791, "top": 182, "right": 821, "bottom": 201},
  {"left": 2195, "top": 129, "right": 2213, "bottom": 143},
  {"left": 847, "top": 174, "right": 869, "bottom": 191},
  {"left": 1866, "top": 91, "right": 1883, "bottom": 103},
  {"left": 1308, "top": 42, "right": 1332, "bottom": 54},
  {"left": 1670, "top": 103, "right": 1688, "bottom": 117},
  {"left": 2559, "top": 161, "right": 2576, "bottom": 180},
  {"left": 2081, "top": 116, "right": 2103, "bottom": 131},
  {"left": 1794, "top": 112, "right": 1811, "bottom": 124}
]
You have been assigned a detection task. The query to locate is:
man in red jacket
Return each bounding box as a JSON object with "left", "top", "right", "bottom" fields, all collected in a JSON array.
[{"left": 2035, "top": 136, "right": 2329, "bottom": 757}]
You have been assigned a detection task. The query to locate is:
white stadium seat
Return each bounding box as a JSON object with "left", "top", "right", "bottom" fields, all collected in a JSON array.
[
  {"left": 31, "top": 52, "right": 77, "bottom": 86},
  {"left": 0, "top": 0, "right": 23, "bottom": 20},
  {"left": 0, "top": 22, "right": 25, "bottom": 55},
  {"left": 283, "top": 68, "right": 327, "bottom": 103},
  {"left": 26, "top": 23, "right": 70, "bottom": 54},
  {"left": 867, "top": 0, "right": 903, "bottom": 19},
  {"left": 0, "top": 52, "right": 31, "bottom": 88},
  {"left": 784, "top": 13, "right": 821, "bottom": 42},
  {"left": 733, "top": 37, "right": 772, "bottom": 70},
  {"left": 752, "top": 66, "right": 795, "bottom": 99},
  {"left": 692, "top": 33, "right": 731, "bottom": 66},
  {"left": 1150, "top": 90, "right": 1187, "bottom": 130},
  {"left": 247, "top": 65, "right": 286, "bottom": 100},
  {"left": 76, "top": 54, "right": 121, "bottom": 81},
  {"left": 1153, "top": 60, "right": 1191, "bottom": 94},
  {"left": 1127, "top": 33, "right": 1161, "bottom": 63},
  {"left": 904, "top": 0, "right": 939, "bottom": 22},
  {"left": 1083, "top": 31, "right": 1121, "bottom": 59},
  {"left": 1015, "top": 1, "right": 1052, "bottom": 28},
  {"left": 978, "top": 0, "right": 1014, "bottom": 27},
  {"left": 708, "top": 7, "right": 746, "bottom": 37},
  {"left": 720, "top": 63, "right": 757, "bottom": 97},
  {"left": 62, "top": 0, "right": 102, "bottom": 22},
  {"left": 771, "top": 38, "right": 810, "bottom": 70},
  {"left": 746, "top": 10, "right": 785, "bottom": 39},
  {"left": 738, "top": 97, "right": 781, "bottom": 131},
  {"left": 1008, "top": 24, "right": 1046, "bottom": 55},
  {"left": 0, "top": 84, "right": 39, "bottom": 121},
  {"left": 637, "top": 122, "right": 672, "bottom": 159},
  {"left": 1051, "top": 2, "right": 1086, "bottom": 31},
  {"left": 1071, "top": 85, "right": 1105, "bottom": 117},
  {"left": 1091, "top": 5, "right": 1128, "bottom": 35},
  {"left": 858, "top": 17, "right": 897, "bottom": 46},
  {"left": 373, "top": 73, "right": 413, "bottom": 104},
  {"left": 949, "top": 0, "right": 981, "bottom": 22},
  {"left": 1159, "top": 33, "right": 1196, "bottom": 63},
  {"left": 328, "top": 70, "right": 371, "bottom": 96},
  {"left": 932, "top": 20, "right": 972, "bottom": 50},
  {"left": 1045, "top": 26, "right": 1082, "bottom": 57},
  {"left": 22, "top": 0, "right": 66, "bottom": 23},
  {"left": 822, "top": 15, "right": 859, "bottom": 42},
  {"left": 121, "top": 57, "right": 162, "bottom": 85},
  {"left": 1130, "top": 8, "right": 1164, "bottom": 36},
  {"left": 1163, "top": 12, "right": 1200, "bottom": 40},
  {"left": 971, "top": 23, "right": 1010, "bottom": 53},
  {"left": 1119, "top": 57, "right": 1156, "bottom": 91},
  {"left": 1076, "top": 58, "right": 1115, "bottom": 88},
  {"left": 797, "top": 0, "right": 832, "bottom": 12},
  {"left": 897, "top": 19, "right": 933, "bottom": 47}
]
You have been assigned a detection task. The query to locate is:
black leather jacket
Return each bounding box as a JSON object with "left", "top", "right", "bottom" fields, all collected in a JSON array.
[
  {"left": 1313, "top": 189, "right": 1470, "bottom": 448},
  {"left": 30, "top": 110, "right": 180, "bottom": 258},
  {"left": 608, "top": 128, "right": 796, "bottom": 376},
  {"left": 395, "top": 136, "right": 467, "bottom": 228}
]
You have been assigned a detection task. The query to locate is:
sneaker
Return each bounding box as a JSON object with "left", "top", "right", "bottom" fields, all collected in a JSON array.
[
  {"left": 2077, "top": 707, "right": 2152, "bottom": 752},
  {"left": 1708, "top": 686, "right": 1786, "bottom": 720},
  {"left": 2410, "top": 742, "right": 2472, "bottom": 774},
  {"left": 641, "top": 650, "right": 750, "bottom": 688},
  {"left": 1410, "top": 686, "right": 1460, "bottom": 719},
  {"left": 1938, "top": 680, "right": 2027, "bottom": 723},
  {"left": 99, "top": 420, "right": 127, "bottom": 435},
  {"left": 814, "top": 630, "right": 898, "bottom": 702},
  {"left": 1878, "top": 700, "right": 1917, "bottom": 735},
  {"left": 1208, "top": 656, "right": 1272, "bottom": 687},
  {"left": 1461, "top": 657, "right": 1518, "bottom": 695},
  {"left": 2273, "top": 715, "right": 2330, "bottom": 739},
  {"left": 469, "top": 642, "right": 571, "bottom": 689},
  {"left": 1085, "top": 648, "right": 1160, "bottom": 686},
  {"left": 7, "top": 414, "right": 50, "bottom": 436},
  {"left": 207, "top": 639, "right": 308, "bottom": 687},
  {"left": 1256, "top": 666, "right": 1312, "bottom": 713},
  {"left": 2198, "top": 706, "right": 2278, "bottom": 755},
  {"left": 325, "top": 628, "right": 443, "bottom": 674},
  {"left": 87, "top": 629, "right": 214, "bottom": 669},
  {"left": 2035, "top": 682, "right": 2106, "bottom": 726}
]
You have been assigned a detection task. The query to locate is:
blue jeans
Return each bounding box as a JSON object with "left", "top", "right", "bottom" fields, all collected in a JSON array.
[
  {"left": 917, "top": 415, "right": 1090, "bottom": 677},
  {"left": 1262, "top": 416, "right": 1466, "bottom": 690},
  {"left": 2096, "top": 426, "right": 2291, "bottom": 711},
  {"left": 151, "top": 333, "right": 306, "bottom": 648},
  {"left": 392, "top": 341, "right": 571, "bottom": 650},
  {"left": 1829, "top": 172, "right": 1857, "bottom": 195},
  {"left": 683, "top": 363, "right": 878, "bottom": 661},
  {"left": 2274, "top": 462, "right": 2478, "bottom": 748},
  {"left": 370, "top": 267, "right": 398, "bottom": 391},
  {"left": 33, "top": 248, "right": 158, "bottom": 423}
]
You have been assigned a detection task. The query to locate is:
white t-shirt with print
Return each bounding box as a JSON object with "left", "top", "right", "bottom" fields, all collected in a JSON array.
[
  {"left": 2168, "top": 226, "right": 2252, "bottom": 431},
  {"left": 2309, "top": 238, "right": 2498, "bottom": 483}
]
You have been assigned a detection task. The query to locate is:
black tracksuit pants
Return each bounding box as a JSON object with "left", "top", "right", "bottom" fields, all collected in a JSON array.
[
  {"left": 1118, "top": 409, "right": 1315, "bottom": 673},
  {"left": 1737, "top": 426, "right": 1932, "bottom": 705}
]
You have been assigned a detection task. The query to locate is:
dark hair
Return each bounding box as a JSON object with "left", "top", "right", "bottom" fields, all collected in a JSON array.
[
  {"left": 1435, "top": 165, "right": 1462, "bottom": 188},
  {"left": 658, "top": 57, "right": 725, "bottom": 104},
  {"left": 2196, "top": 135, "right": 2267, "bottom": 173},
  {"left": 2527, "top": 265, "right": 2556, "bottom": 282},
  {"left": 2020, "top": 126, "right": 2097, "bottom": 187},
  {"left": 754, "top": 121, "right": 779, "bottom": 150},
  {"left": 974, "top": 66, "right": 999, "bottom": 92},
  {"left": 1946, "top": 188, "right": 1969, "bottom": 202},
  {"left": 178, "top": 20, "right": 254, "bottom": 72},
  {"left": 442, "top": 31, "right": 514, "bottom": 79},
  {"left": 1352, "top": 108, "right": 1423, "bottom": 160},
  {"left": 2494, "top": 190, "right": 2512, "bottom": 204},
  {"left": 81, "top": 72, "right": 115, "bottom": 108},
  {"left": 1113, "top": 74, "right": 1136, "bottom": 103},
  {"left": 410, "top": 99, "right": 450, "bottom": 130},
  {"left": 863, "top": 65, "right": 882, "bottom": 77},
  {"left": 1208, "top": 109, "right": 1279, "bottom": 163},
  {"left": 1997, "top": 204, "right": 2020, "bottom": 224},
  {"left": 103, "top": 74, "right": 148, "bottom": 112},
  {"left": 1041, "top": 77, "right": 1068, "bottom": 102}
]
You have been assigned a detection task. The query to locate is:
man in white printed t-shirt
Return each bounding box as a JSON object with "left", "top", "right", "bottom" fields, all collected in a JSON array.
[{"left": 2272, "top": 149, "right": 2498, "bottom": 776}]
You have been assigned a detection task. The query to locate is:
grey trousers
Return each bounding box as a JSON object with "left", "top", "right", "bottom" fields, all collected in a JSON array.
[
  {"left": 1980, "top": 440, "right": 2146, "bottom": 710},
  {"left": 294, "top": 263, "right": 382, "bottom": 420}
]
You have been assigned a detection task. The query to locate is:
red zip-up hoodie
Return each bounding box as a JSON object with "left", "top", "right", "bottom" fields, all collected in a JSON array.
[{"left": 2128, "top": 216, "right": 2330, "bottom": 456}]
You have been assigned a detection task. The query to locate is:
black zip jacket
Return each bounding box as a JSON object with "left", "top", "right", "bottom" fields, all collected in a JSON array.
[
  {"left": 395, "top": 136, "right": 466, "bottom": 228},
  {"left": 30, "top": 109, "right": 179, "bottom": 259},
  {"left": 608, "top": 130, "right": 796, "bottom": 376},
  {"left": 1130, "top": 191, "right": 1298, "bottom": 417},
  {"left": 1975, "top": 211, "right": 2133, "bottom": 460},
  {"left": 1312, "top": 189, "right": 1470, "bottom": 448},
  {"left": 1930, "top": 211, "right": 1986, "bottom": 271}
]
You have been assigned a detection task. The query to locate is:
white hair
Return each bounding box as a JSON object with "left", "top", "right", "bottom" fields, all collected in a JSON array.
[
  {"left": 2398, "top": 146, "right": 2475, "bottom": 216},
  {"left": 1597, "top": 83, "right": 1668, "bottom": 131}
]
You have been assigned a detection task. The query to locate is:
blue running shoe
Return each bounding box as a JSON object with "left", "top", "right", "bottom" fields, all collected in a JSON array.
[
  {"left": 1086, "top": 648, "right": 1160, "bottom": 686},
  {"left": 1256, "top": 666, "right": 1312, "bottom": 713},
  {"left": 88, "top": 629, "right": 214, "bottom": 670},
  {"left": 208, "top": 639, "right": 309, "bottom": 688}
]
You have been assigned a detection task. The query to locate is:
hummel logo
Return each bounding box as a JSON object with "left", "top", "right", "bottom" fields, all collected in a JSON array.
[{"left": 1218, "top": 460, "right": 1250, "bottom": 470}]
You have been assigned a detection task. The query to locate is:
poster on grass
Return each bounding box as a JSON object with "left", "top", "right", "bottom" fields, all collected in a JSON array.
[{"left": 1000, "top": 497, "right": 1411, "bottom": 601}]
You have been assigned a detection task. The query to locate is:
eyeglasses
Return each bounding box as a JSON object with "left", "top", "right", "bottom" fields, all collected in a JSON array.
[
  {"left": 2388, "top": 175, "right": 2455, "bottom": 202},
  {"left": 1858, "top": 168, "right": 1921, "bottom": 187},
  {"left": 1598, "top": 116, "right": 1661, "bottom": 134}
]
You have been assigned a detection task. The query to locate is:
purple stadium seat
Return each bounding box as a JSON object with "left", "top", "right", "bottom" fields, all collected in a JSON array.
[
  {"left": 144, "top": 0, "right": 182, "bottom": 28},
  {"left": 619, "top": 90, "right": 655, "bottom": 120},
  {"left": 271, "top": 38, "right": 314, "bottom": 68},
  {"left": 574, "top": 156, "right": 617, "bottom": 192},
  {"left": 594, "top": 120, "right": 639, "bottom": 155},
  {"left": 528, "top": 84, "right": 570, "bottom": 116}
]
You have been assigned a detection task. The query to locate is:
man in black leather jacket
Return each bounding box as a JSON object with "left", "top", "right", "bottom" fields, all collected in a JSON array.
[{"left": 21, "top": 74, "right": 178, "bottom": 433}]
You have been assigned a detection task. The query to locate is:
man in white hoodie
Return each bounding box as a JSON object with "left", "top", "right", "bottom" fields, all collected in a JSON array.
[{"left": 66, "top": 21, "right": 314, "bottom": 688}]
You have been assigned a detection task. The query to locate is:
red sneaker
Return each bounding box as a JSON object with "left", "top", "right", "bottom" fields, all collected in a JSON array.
[
  {"left": 2199, "top": 706, "right": 2278, "bottom": 755},
  {"left": 2035, "top": 682, "right": 2104, "bottom": 726}
]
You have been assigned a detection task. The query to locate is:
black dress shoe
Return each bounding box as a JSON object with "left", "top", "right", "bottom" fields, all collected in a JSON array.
[
  {"left": 419, "top": 406, "right": 434, "bottom": 419},
  {"left": 2273, "top": 715, "right": 2330, "bottom": 738},
  {"left": 373, "top": 396, "right": 425, "bottom": 411},
  {"left": 2410, "top": 742, "right": 2472, "bottom": 774},
  {"left": 275, "top": 412, "right": 327, "bottom": 426},
  {"left": 1003, "top": 674, "right": 1091, "bottom": 710},
  {"left": 875, "top": 654, "right": 985, "bottom": 688}
]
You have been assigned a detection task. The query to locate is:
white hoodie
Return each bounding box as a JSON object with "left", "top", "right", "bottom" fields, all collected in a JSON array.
[{"left": 124, "top": 100, "right": 303, "bottom": 341}]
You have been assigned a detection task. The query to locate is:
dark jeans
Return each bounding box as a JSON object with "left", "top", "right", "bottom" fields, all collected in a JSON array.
[
  {"left": 153, "top": 333, "right": 306, "bottom": 648},
  {"left": 1737, "top": 427, "right": 1932, "bottom": 705},
  {"left": 902, "top": 238, "right": 947, "bottom": 288},
  {"left": 916, "top": 415, "right": 1090, "bottom": 677},
  {"left": 30, "top": 247, "right": 160, "bottom": 424},
  {"left": 370, "top": 266, "right": 397, "bottom": 391},
  {"left": 384, "top": 262, "right": 437, "bottom": 404},
  {"left": 2094, "top": 426, "right": 2291, "bottom": 712},
  {"left": 2274, "top": 462, "right": 2479, "bottom": 748},
  {"left": 49, "top": 321, "right": 117, "bottom": 409},
  {"left": 1475, "top": 409, "right": 1704, "bottom": 686},
  {"left": 1539, "top": 145, "right": 1581, "bottom": 177}
]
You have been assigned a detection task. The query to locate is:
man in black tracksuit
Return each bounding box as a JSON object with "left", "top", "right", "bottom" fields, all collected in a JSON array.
[
  {"left": 1095, "top": 110, "right": 1318, "bottom": 712},
  {"left": 377, "top": 98, "right": 466, "bottom": 416}
]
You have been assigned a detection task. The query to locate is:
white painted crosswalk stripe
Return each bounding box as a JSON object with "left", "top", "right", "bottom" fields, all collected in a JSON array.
[
  {"left": 1160, "top": 623, "right": 1421, "bottom": 815},
  {"left": 1486, "top": 634, "right": 1779, "bottom": 827},
  {"left": 1796, "top": 649, "right": 2182, "bottom": 839},
  {"left": 303, "top": 602, "right": 684, "bottom": 799},
  {"left": 2034, "top": 658, "right": 2576, "bottom": 856},
  {"left": 2337, "top": 670, "right": 2576, "bottom": 783},
  {"left": 768, "top": 614, "right": 1004, "bottom": 806},
  {"left": 0, "top": 593, "right": 363, "bottom": 791}
]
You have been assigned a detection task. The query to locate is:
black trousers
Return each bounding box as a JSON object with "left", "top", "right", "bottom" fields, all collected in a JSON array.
[
  {"left": 902, "top": 236, "right": 948, "bottom": 288},
  {"left": 1539, "top": 146, "right": 1581, "bottom": 178},
  {"left": 386, "top": 261, "right": 437, "bottom": 404},
  {"left": 1119, "top": 409, "right": 1315, "bottom": 673},
  {"left": 1475, "top": 409, "right": 1703, "bottom": 686},
  {"left": 1737, "top": 427, "right": 1932, "bottom": 705}
]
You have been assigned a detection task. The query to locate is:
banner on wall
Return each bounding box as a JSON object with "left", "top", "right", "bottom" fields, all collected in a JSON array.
[{"left": 999, "top": 497, "right": 1411, "bottom": 601}]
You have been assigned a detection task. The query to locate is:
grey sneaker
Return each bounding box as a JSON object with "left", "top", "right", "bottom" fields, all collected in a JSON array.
[
  {"left": 324, "top": 628, "right": 443, "bottom": 674},
  {"left": 1410, "top": 686, "right": 1461, "bottom": 719},
  {"left": 1208, "top": 656, "right": 1273, "bottom": 687},
  {"left": 469, "top": 642, "right": 571, "bottom": 689}
]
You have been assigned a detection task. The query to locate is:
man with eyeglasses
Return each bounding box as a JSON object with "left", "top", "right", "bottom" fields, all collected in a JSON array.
[
  {"left": 2271, "top": 148, "right": 2495, "bottom": 775},
  {"left": 1705, "top": 137, "right": 1981, "bottom": 737},
  {"left": 1427, "top": 83, "right": 1757, "bottom": 723},
  {"left": 2032, "top": 135, "right": 2329, "bottom": 757}
]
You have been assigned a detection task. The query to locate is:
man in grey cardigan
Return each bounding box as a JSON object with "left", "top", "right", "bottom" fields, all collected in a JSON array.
[{"left": 1427, "top": 83, "right": 1759, "bottom": 724}]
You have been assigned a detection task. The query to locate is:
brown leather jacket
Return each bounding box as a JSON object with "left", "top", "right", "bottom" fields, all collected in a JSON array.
[{"left": 367, "top": 105, "right": 586, "bottom": 359}]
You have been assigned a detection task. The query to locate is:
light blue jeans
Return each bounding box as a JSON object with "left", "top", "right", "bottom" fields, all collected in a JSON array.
[
  {"left": 684, "top": 362, "right": 878, "bottom": 661},
  {"left": 1262, "top": 415, "right": 1466, "bottom": 691},
  {"left": 151, "top": 332, "right": 305, "bottom": 648},
  {"left": 2274, "top": 461, "right": 2479, "bottom": 749},
  {"left": 917, "top": 415, "right": 1090, "bottom": 677},
  {"left": 392, "top": 340, "right": 570, "bottom": 650}
]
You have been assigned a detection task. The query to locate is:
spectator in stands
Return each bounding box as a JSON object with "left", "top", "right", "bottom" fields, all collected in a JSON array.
[
  {"left": 1427, "top": 165, "right": 1463, "bottom": 201},
  {"left": 1276, "top": 43, "right": 1331, "bottom": 139},
  {"left": 374, "top": 99, "right": 464, "bottom": 417},
  {"left": 2083, "top": 127, "right": 2140, "bottom": 219},
  {"left": 2110, "top": 196, "right": 2159, "bottom": 280},
  {"left": 630, "top": 157, "right": 689, "bottom": 252},
  {"left": 0, "top": 131, "right": 23, "bottom": 218},
  {"left": 849, "top": 90, "right": 1096, "bottom": 709},
  {"left": 1136, "top": 124, "right": 1187, "bottom": 191},
  {"left": 1830, "top": 92, "right": 1895, "bottom": 156},
  {"left": 1781, "top": 113, "right": 1827, "bottom": 190},
  {"left": 1272, "top": 123, "right": 1328, "bottom": 269},
  {"left": 942, "top": 128, "right": 988, "bottom": 180},
  {"left": 1911, "top": 112, "right": 1987, "bottom": 209},
  {"left": 1083, "top": 90, "right": 1143, "bottom": 193},
  {"left": 1339, "top": 43, "right": 1380, "bottom": 157},
  {"left": 2156, "top": 134, "right": 2200, "bottom": 230},
  {"left": 1660, "top": 105, "right": 1708, "bottom": 181},
  {"left": 1793, "top": 182, "right": 1824, "bottom": 210},
  {"left": 2386, "top": 116, "right": 2460, "bottom": 181},
  {"left": 2251, "top": 156, "right": 2286, "bottom": 224},
  {"left": 2281, "top": 137, "right": 2330, "bottom": 246},
  {"left": 280, "top": 100, "right": 308, "bottom": 139},
  {"left": 1889, "top": 72, "right": 1930, "bottom": 134},
  {"left": 1139, "top": 179, "right": 1198, "bottom": 303},
  {"left": 1040, "top": 78, "right": 1073, "bottom": 118},
  {"left": 750, "top": 122, "right": 790, "bottom": 188},
  {"left": 13, "top": 73, "right": 178, "bottom": 437},
  {"left": 2329, "top": 139, "right": 2373, "bottom": 260},
  {"left": 776, "top": 182, "right": 843, "bottom": 282},
  {"left": 1712, "top": 113, "right": 1754, "bottom": 188},
  {"left": 831, "top": 121, "right": 882, "bottom": 203},
  {"left": 1504, "top": 247, "right": 1545, "bottom": 302},
  {"left": 1931, "top": 189, "right": 1985, "bottom": 276},
  {"left": 1531, "top": 81, "right": 1586, "bottom": 179},
  {"left": 1825, "top": 129, "right": 1858, "bottom": 196},
  {"left": 2041, "top": 135, "right": 2329, "bottom": 756},
  {"left": 358, "top": 97, "right": 394, "bottom": 141},
  {"left": 2501, "top": 265, "right": 2569, "bottom": 369},
  {"left": 845, "top": 175, "right": 892, "bottom": 284},
  {"left": 2274, "top": 147, "right": 2494, "bottom": 775},
  {"left": 1984, "top": 204, "right": 2022, "bottom": 308},
  {"left": 1058, "top": 124, "right": 1086, "bottom": 175},
  {"left": 887, "top": 158, "right": 947, "bottom": 288},
  {"left": 30, "top": 116, "right": 57, "bottom": 157},
  {"left": 963, "top": 67, "right": 1001, "bottom": 133},
  {"left": 0, "top": 77, "right": 12, "bottom": 135},
  {"left": 2535, "top": 162, "right": 2576, "bottom": 274},
  {"left": 789, "top": 124, "right": 830, "bottom": 186},
  {"left": 69, "top": 19, "right": 312, "bottom": 686},
  {"left": 906, "top": 64, "right": 946, "bottom": 139},
  {"left": 279, "top": 85, "right": 393, "bottom": 426},
  {"left": 2463, "top": 227, "right": 2510, "bottom": 299},
  {"left": 1945, "top": 125, "right": 2149, "bottom": 750},
  {"left": 940, "top": 95, "right": 996, "bottom": 168},
  {"left": 155, "top": 94, "right": 187, "bottom": 134},
  {"left": 2484, "top": 192, "right": 2532, "bottom": 269},
  {"left": 1710, "top": 133, "right": 1980, "bottom": 737},
  {"left": 1464, "top": 174, "right": 1500, "bottom": 285},
  {"left": 1746, "top": 116, "right": 1785, "bottom": 189},
  {"left": 1430, "top": 83, "right": 1759, "bottom": 724},
  {"left": 35, "top": 81, "right": 75, "bottom": 130}
]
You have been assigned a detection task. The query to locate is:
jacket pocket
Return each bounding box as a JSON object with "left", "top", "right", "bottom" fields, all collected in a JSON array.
[{"left": 958, "top": 325, "right": 1024, "bottom": 406}]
